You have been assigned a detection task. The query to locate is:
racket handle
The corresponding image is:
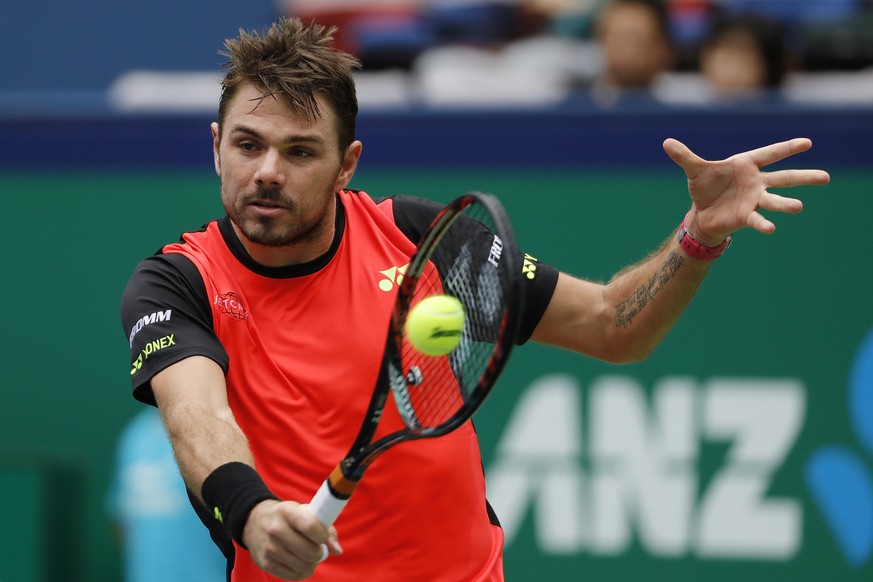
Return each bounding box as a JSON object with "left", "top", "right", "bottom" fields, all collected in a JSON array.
[
  {"left": 309, "top": 480, "right": 348, "bottom": 526},
  {"left": 307, "top": 480, "right": 349, "bottom": 561}
]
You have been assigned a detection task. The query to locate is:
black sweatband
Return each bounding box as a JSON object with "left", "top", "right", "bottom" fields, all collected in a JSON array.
[{"left": 201, "top": 462, "right": 279, "bottom": 548}]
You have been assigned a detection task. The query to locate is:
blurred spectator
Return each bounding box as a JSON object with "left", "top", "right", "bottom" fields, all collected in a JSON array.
[
  {"left": 699, "top": 14, "right": 790, "bottom": 95},
  {"left": 282, "top": 0, "right": 870, "bottom": 109},
  {"left": 107, "top": 408, "right": 226, "bottom": 582},
  {"left": 592, "top": 0, "right": 677, "bottom": 100},
  {"left": 411, "top": 0, "right": 679, "bottom": 108}
]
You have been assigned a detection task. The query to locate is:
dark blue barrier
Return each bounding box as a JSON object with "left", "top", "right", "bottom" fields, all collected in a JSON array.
[{"left": 1, "top": 103, "right": 870, "bottom": 170}]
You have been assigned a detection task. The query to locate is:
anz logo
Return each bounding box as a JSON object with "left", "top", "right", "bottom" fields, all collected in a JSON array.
[
  {"left": 486, "top": 330, "right": 873, "bottom": 570},
  {"left": 806, "top": 327, "right": 873, "bottom": 568},
  {"left": 487, "top": 374, "right": 807, "bottom": 561}
]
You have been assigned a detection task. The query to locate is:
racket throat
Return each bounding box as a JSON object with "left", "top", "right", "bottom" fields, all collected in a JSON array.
[{"left": 327, "top": 463, "right": 361, "bottom": 500}]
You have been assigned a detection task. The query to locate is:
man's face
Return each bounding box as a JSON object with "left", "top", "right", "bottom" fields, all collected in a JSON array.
[
  {"left": 212, "top": 83, "right": 359, "bottom": 258},
  {"left": 599, "top": 3, "right": 671, "bottom": 88}
]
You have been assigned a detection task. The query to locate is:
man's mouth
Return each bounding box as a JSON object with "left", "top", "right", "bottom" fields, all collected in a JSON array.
[
  {"left": 251, "top": 199, "right": 282, "bottom": 208},
  {"left": 246, "top": 197, "right": 290, "bottom": 217}
]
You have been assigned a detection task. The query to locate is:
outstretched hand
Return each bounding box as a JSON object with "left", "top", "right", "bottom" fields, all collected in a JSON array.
[{"left": 663, "top": 138, "right": 830, "bottom": 245}]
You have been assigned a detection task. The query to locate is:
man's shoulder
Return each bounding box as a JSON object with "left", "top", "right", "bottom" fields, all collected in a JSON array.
[
  {"left": 340, "top": 189, "right": 444, "bottom": 237},
  {"left": 130, "top": 251, "right": 201, "bottom": 284}
]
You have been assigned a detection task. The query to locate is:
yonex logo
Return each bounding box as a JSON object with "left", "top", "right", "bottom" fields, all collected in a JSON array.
[
  {"left": 805, "top": 327, "right": 873, "bottom": 568},
  {"left": 378, "top": 263, "right": 409, "bottom": 292},
  {"left": 522, "top": 253, "right": 538, "bottom": 280},
  {"left": 130, "top": 334, "right": 176, "bottom": 375}
]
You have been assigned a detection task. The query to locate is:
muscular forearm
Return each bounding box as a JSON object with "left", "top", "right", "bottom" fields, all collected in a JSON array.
[
  {"left": 532, "top": 233, "right": 712, "bottom": 363},
  {"left": 160, "top": 399, "right": 254, "bottom": 500},
  {"left": 150, "top": 356, "right": 336, "bottom": 575},
  {"left": 151, "top": 355, "right": 255, "bottom": 502},
  {"left": 602, "top": 235, "right": 711, "bottom": 360},
  {"left": 151, "top": 357, "right": 341, "bottom": 575}
]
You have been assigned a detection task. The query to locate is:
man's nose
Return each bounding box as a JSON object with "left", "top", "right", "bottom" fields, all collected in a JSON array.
[{"left": 254, "top": 149, "right": 285, "bottom": 188}]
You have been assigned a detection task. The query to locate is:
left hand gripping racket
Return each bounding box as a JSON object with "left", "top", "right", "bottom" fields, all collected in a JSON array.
[{"left": 307, "top": 192, "right": 525, "bottom": 554}]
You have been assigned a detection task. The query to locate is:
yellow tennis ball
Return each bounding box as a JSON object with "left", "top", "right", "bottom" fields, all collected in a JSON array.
[{"left": 405, "top": 295, "right": 465, "bottom": 356}]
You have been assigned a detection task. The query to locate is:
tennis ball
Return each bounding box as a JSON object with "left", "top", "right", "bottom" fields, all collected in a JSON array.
[{"left": 405, "top": 295, "right": 465, "bottom": 356}]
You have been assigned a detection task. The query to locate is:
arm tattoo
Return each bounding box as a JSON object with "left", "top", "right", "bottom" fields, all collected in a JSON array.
[{"left": 614, "top": 251, "right": 685, "bottom": 328}]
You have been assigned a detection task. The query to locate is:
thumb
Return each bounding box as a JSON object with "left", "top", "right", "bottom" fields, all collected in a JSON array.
[
  {"left": 326, "top": 526, "right": 343, "bottom": 556},
  {"left": 663, "top": 138, "right": 703, "bottom": 180}
]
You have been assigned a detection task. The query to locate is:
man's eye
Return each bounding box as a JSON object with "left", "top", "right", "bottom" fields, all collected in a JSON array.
[
  {"left": 239, "top": 142, "right": 257, "bottom": 152},
  {"left": 290, "top": 149, "right": 313, "bottom": 158}
]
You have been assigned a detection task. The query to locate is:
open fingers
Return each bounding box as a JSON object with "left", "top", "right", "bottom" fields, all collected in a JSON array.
[
  {"left": 747, "top": 190, "right": 806, "bottom": 235},
  {"left": 759, "top": 191, "right": 803, "bottom": 214},
  {"left": 662, "top": 137, "right": 704, "bottom": 179},
  {"left": 766, "top": 168, "right": 831, "bottom": 189},
  {"left": 747, "top": 211, "right": 777, "bottom": 235},
  {"left": 741, "top": 137, "right": 813, "bottom": 168}
]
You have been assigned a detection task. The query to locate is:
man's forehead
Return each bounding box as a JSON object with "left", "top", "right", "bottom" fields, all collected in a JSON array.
[
  {"left": 229, "top": 84, "right": 332, "bottom": 116},
  {"left": 222, "top": 85, "right": 339, "bottom": 138},
  {"left": 224, "top": 84, "right": 337, "bottom": 132}
]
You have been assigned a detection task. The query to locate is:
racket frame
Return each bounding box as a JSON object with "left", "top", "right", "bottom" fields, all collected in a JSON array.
[{"left": 309, "top": 192, "right": 524, "bottom": 528}]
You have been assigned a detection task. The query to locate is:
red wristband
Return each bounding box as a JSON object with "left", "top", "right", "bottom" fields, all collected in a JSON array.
[{"left": 677, "top": 215, "right": 731, "bottom": 260}]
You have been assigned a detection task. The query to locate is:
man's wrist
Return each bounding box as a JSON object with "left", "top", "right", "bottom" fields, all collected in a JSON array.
[
  {"left": 201, "top": 462, "right": 279, "bottom": 548},
  {"left": 677, "top": 213, "right": 731, "bottom": 260}
]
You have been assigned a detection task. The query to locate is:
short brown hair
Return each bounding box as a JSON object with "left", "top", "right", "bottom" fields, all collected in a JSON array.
[{"left": 218, "top": 17, "right": 361, "bottom": 150}]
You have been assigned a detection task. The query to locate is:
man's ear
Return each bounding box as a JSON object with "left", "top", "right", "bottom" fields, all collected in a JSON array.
[
  {"left": 334, "top": 140, "right": 363, "bottom": 192},
  {"left": 211, "top": 122, "right": 221, "bottom": 176}
]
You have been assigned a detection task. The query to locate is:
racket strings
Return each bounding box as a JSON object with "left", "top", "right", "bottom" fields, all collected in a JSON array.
[{"left": 392, "top": 203, "right": 511, "bottom": 432}]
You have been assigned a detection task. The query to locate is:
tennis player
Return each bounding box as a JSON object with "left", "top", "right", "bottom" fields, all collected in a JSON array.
[{"left": 120, "top": 17, "right": 829, "bottom": 582}]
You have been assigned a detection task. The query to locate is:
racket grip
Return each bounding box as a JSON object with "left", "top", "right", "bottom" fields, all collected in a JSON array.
[
  {"left": 308, "top": 480, "right": 349, "bottom": 562},
  {"left": 308, "top": 480, "right": 348, "bottom": 526}
]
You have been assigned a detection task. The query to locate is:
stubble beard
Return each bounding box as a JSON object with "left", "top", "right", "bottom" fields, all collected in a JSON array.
[{"left": 223, "top": 182, "right": 335, "bottom": 248}]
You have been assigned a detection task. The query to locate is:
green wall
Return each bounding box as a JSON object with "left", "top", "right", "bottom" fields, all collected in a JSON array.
[{"left": 1, "top": 166, "right": 870, "bottom": 580}]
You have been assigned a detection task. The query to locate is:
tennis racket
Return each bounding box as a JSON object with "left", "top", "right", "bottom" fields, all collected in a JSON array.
[{"left": 307, "top": 192, "right": 525, "bottom": 550}]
